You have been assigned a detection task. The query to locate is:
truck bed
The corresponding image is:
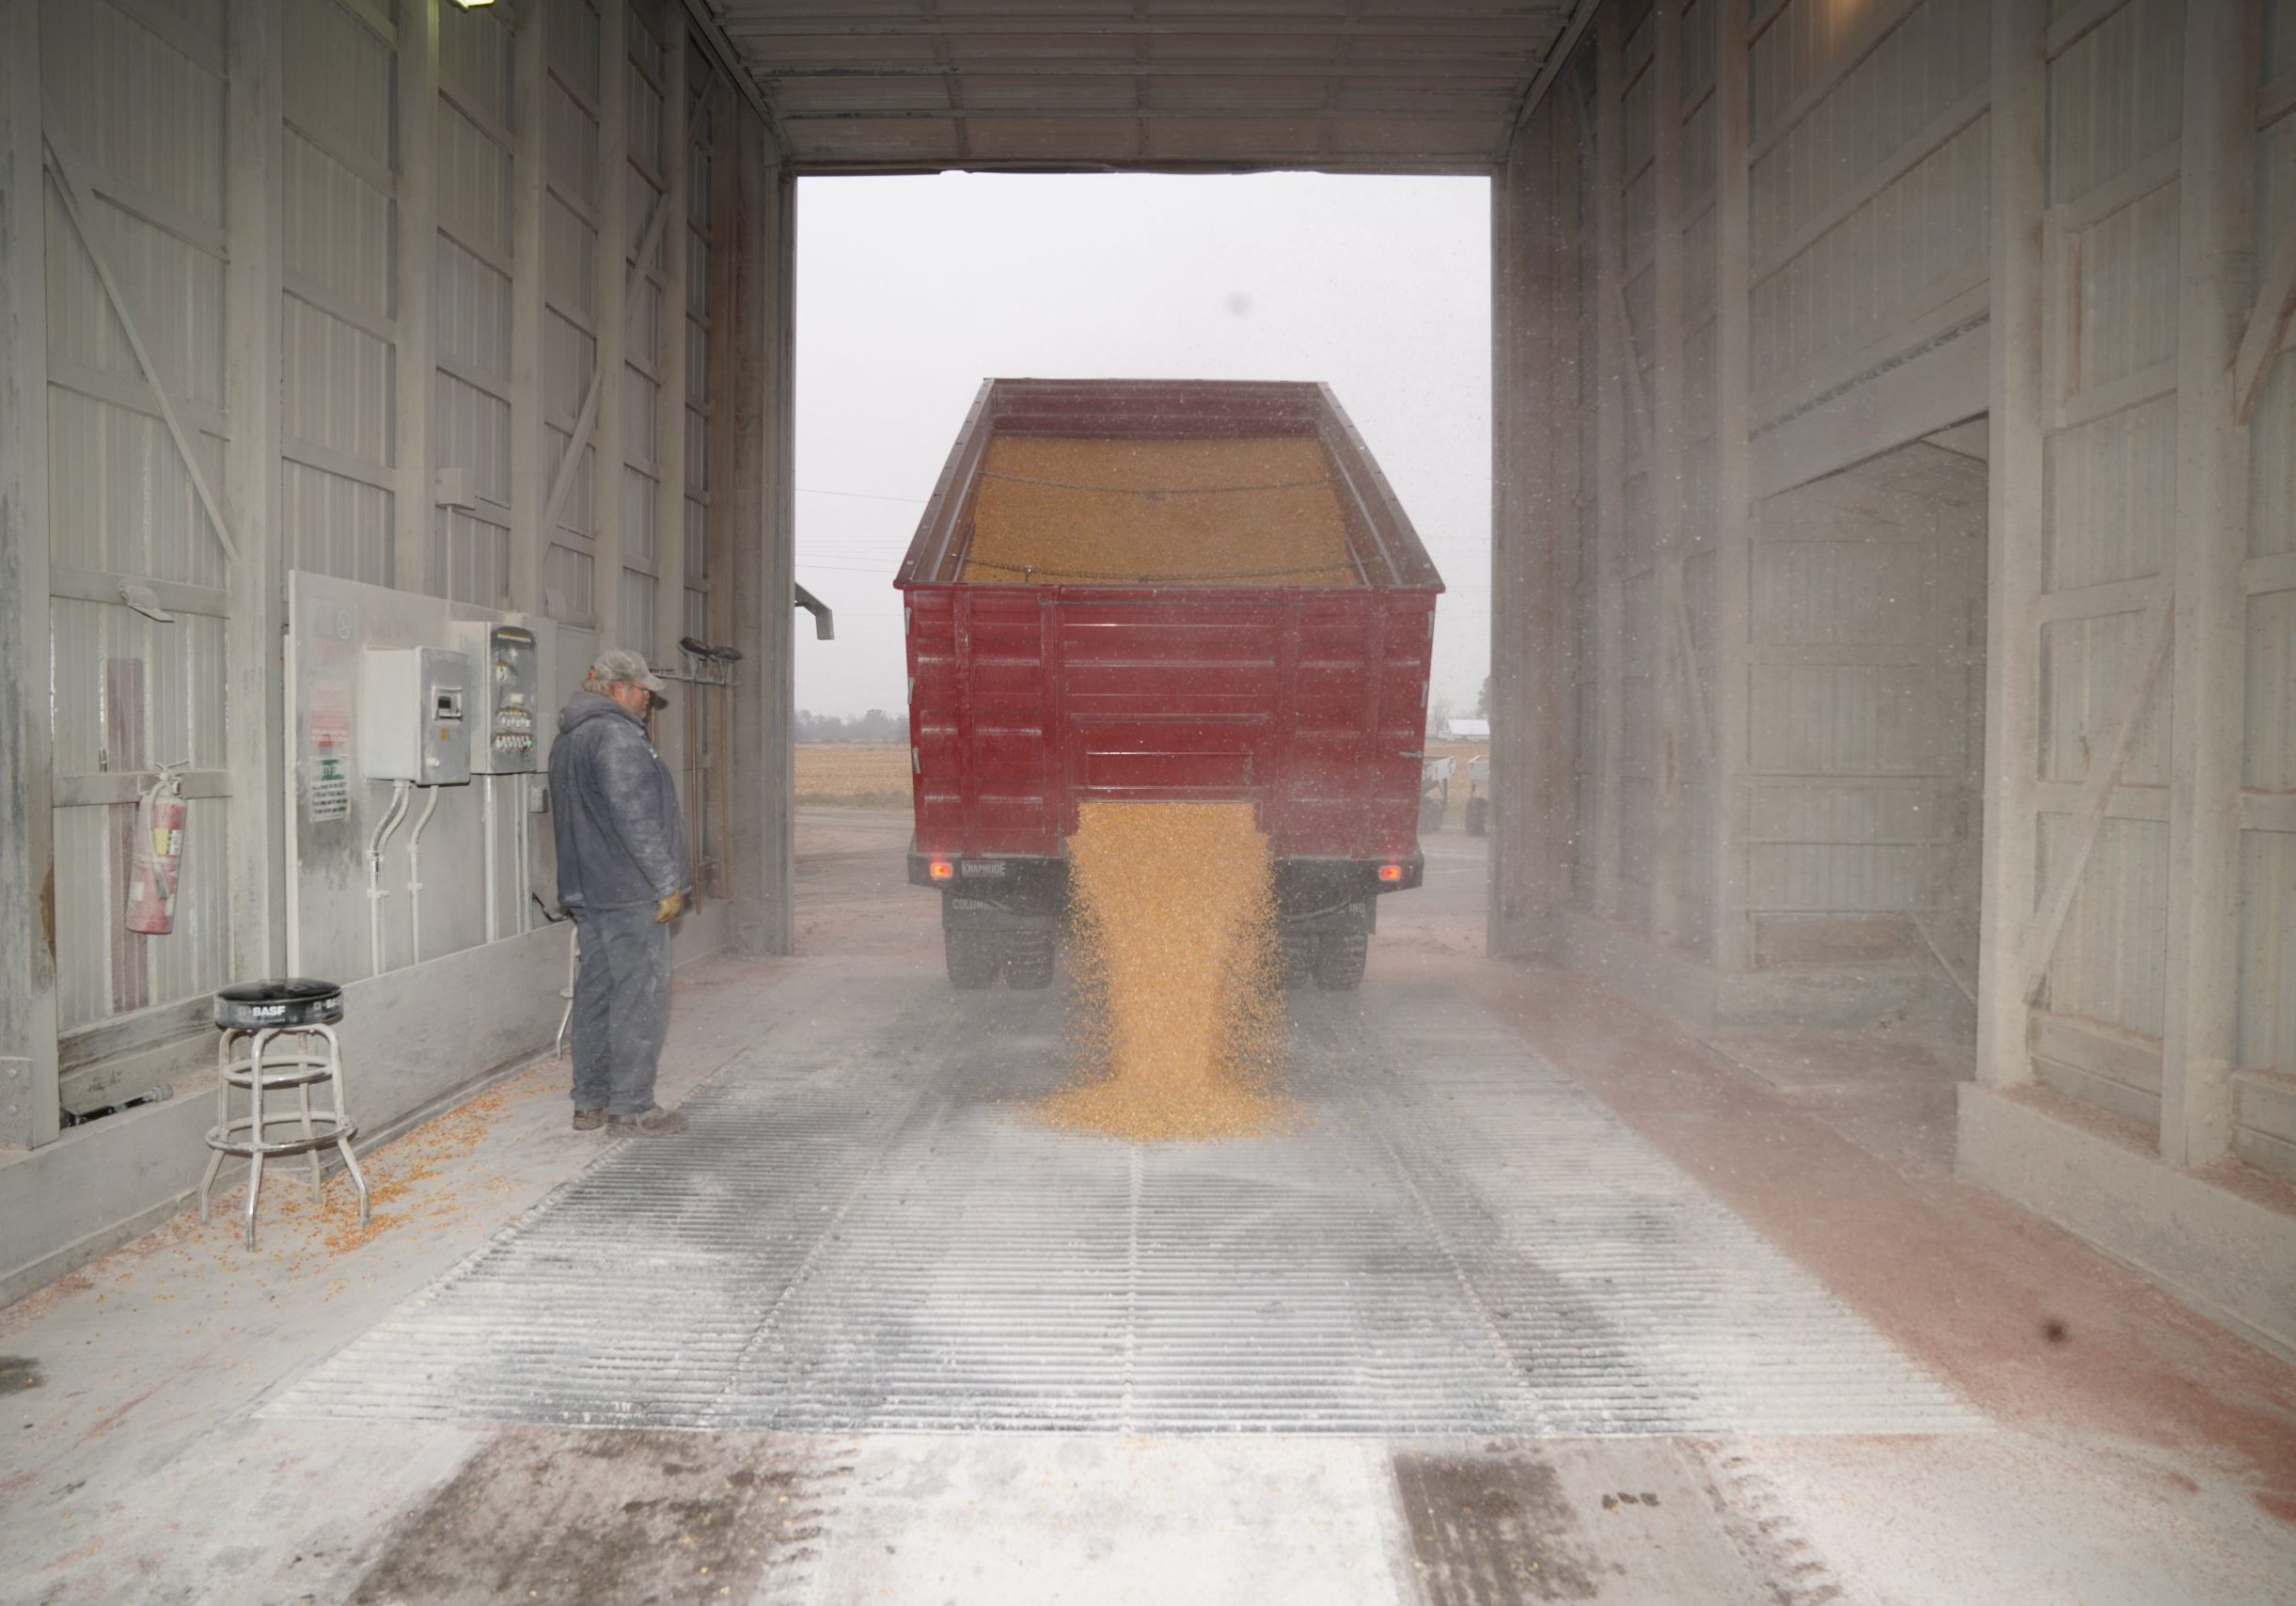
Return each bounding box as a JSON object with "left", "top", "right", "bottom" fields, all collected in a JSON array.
[{"left": 896, "top": 378, "right": 1443, "bottom": 866}]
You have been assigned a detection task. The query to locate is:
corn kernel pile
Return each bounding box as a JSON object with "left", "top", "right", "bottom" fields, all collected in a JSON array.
[
  {"left": 962, "top": 436, "right": 1360, "bottom": 587},
  {"left": 1042, "top": 801, "right": 1290, "bottom": 1142}
]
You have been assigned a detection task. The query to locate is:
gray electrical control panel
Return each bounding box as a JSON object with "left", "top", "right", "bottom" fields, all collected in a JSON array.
[
  {"left": 360, "top": 646, "right": 473, "bottom": 785},
  {"left": 456, "top": 622, "right": 542, "bottom": 774}
]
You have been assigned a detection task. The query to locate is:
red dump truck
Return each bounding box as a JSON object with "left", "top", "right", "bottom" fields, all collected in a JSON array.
[{"left": 893, "top": 377, "right": 1443, "bottom": 991}]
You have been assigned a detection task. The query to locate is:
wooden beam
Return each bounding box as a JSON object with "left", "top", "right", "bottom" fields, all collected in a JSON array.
[
  {"left": 726, "top": 106, "right": 798, "bottom": 957},
  {"left": 0, "top": 0, "right": 58, "bottom": 1149},
  {"left": 393, "top": 0, "right": 438, "bottom": 594},
  {"left": 1748, "top": 84, "right": 1989, "bottom": 289},
  {"left": 703, "top": 71, "right": 740, "bottom": 894},
  {"left": 1651, "top": 0, "right": 1691, "bottom": 949},
  {"left": 1487, "top": 81, "right": 1579, "bottom": 957},
  {"left": 49, "top": 567, "right": 232, "bottom": 619},
  {"left": 225, "top": 0, "right": 284, "bottom": 989},
  {"left": 774, "top": 102, "right": 1524, "bottom": 125},
  {"left": 1547, "top": 82, "right": 1585, "bottom": 937},
  {"left": 2232, "top": 206, "right": 2296, "bottom": 423},
  {"left": 1488, "top": 134, "right": 1529, "bottom": 953},
  {"left": 2260, "top": 68, "right": 2296, "bottom": 130},
  {"left": 1746, "top": 0, "right": 1929, "bottom": 163},
  {"left": 716, "top": 14, "right": 1566, "bottom": 43},
  {"left": 39, "top": 120, "right": 242, "bottom": 567},
  {"left": 2159, "top": 0, "right": 2259, "bottom": 1169},
  {"left": 2044, "top": 0, "right": 2131, "bottom": 62},
  {"left": 677, "top": 0, "right": 784, "bottom": 155},
  {"left": 508, "top": 0, "right": 549, "bottom": 616},
  {"left": 1974, "top": 0, "right": 2051, "bottom": 1091},
  {"left": 1669, "top": 589, "right": 1715, "bottom": 761},
  {"left": 538, "top": 188, "right": 672, "bottom": 575},
  {"left": 1589, "top": 1, "right": 1627, "bottom": 922},
  {"left": 2020, "top": 582, "right": 2173, "bottom": 998},
  {"left": 656, "top": 10, "right": 692, "bottom": 710},
  {"left": 594, "top": 0, "right": 633, "bottom": 643},
  {"left": 1712, "top": 0, "right": 1754, "bottom": 979},
  {"left": 1607, "top": 275, "right": 1658, "bottom": 462}
]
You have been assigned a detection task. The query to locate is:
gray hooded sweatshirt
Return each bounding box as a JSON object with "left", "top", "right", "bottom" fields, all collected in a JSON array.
[{"left": 549, "top": 690, "right": 690, "bottom": 912}]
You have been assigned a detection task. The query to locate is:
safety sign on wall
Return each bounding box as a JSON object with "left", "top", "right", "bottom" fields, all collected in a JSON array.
[{"left": 307, "top": 679, "right": 352, "bottom": 823}]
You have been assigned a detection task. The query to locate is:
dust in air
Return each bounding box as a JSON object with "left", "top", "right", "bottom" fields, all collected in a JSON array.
[{"left": 1040, "top": 800, "right": 1292, "bottom": 1142}]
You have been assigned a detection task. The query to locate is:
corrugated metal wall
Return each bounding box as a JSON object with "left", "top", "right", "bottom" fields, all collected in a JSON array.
[
  {"left": 24, "top": 0, "right": 759, "bottom": 1123},
  {"left": 2020, "top": 0, "right": 2185, "bottom": 1126},
  {"left": 41, "top": 0, "right": 236, "bottom": 1044},
  {"left": 1519, "top": 0, "right": 2295, "bottom": 1187},
  {"left": 2235, "top": 0, "right": 2296, "bottom": 1177},
  {"left": 1745, "top": 443, "right": 1985, "bottom": 978}
]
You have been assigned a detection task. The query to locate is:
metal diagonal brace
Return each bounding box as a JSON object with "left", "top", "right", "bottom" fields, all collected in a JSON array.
[
  {"left": 1669, "top": 588, "right": 1715, "bottom": 761},
  {"left": 2234, "top": 205, "right": 2296, "bottom": 423},
  {"left": 538, "top": 191, "right": 676, "bottom": 546},
  {"left": 1566, "top": 75, "right": 1657, "bottom": 464},
  {"left": 40, "top": 115, "right": 242, "bottom": 567},
  {"left": 2021, "top": 582, "right": 2175, "bottom": 1000}
]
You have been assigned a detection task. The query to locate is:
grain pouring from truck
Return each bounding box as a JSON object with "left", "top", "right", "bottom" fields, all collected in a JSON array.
[{"left": 894, "top": 378, "right": 1444, "bottom": 993}]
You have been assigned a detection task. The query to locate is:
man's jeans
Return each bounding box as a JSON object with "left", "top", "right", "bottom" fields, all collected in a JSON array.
[{"left": 569, "top": 902, "right": 671, "bottom": 1116}]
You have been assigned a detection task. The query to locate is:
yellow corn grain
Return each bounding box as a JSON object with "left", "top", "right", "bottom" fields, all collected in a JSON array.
[
  {"left": 1042, "top": 801, "right": 1290, "bottom": 1142},
  {"left": 962, "top": 436, "right": 1359, "bottom": 587}
]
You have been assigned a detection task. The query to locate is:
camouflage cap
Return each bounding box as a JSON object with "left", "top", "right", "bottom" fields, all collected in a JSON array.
[{"left": 588, "top": 648, "right": 667, "bottom": 695}]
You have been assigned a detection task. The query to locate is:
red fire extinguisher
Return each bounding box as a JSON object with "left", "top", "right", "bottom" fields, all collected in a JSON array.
[{"left": 125, "top": 764, "right": 187, "bottom": 936}]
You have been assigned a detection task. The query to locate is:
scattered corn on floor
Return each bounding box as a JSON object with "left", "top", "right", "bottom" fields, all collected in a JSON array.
[
  {"left": 1043, "top": 801, "right": 1291, "bottom": 1141},
  {"left": 962, "top": 435, "right": 1360, "bottom": 586}
]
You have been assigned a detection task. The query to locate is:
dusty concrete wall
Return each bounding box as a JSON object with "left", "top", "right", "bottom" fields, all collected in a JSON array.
[
  {"left": 1493, "top": 0, "right": 2296, "bottom": 1341},
  {"left": 0, "top": 0, "right": 794, "bottom": 1301}
]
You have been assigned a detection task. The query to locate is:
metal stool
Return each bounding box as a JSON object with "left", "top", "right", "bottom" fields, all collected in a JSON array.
[{"left": 198, "top": 980, "right": 371, "bottom": 1250}]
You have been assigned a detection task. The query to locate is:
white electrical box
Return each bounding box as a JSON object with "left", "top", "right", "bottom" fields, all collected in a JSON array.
[
  {"left": 453, "top": 622, "right": 543, "bottom": 774},
  {"left": 360, "top": 647, "right": 473, "bottom": 785}
]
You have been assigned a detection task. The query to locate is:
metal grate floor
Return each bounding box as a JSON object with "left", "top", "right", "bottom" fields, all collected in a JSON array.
[{"left": 268, "top": 975, "right": 1979, "bottom": 1437}]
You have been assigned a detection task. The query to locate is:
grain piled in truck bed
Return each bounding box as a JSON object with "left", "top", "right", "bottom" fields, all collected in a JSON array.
[
  {"left": 962, "top": 435, "right": 1360, "bottom": 587},
  {"left": 1043, "top": 801, "right": 1289, "bottom": 1142}
]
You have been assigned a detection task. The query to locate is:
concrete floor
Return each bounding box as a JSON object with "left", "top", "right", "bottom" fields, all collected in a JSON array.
[{"left": 2, "top": 811, "right": 2292, "bottom": 1604}]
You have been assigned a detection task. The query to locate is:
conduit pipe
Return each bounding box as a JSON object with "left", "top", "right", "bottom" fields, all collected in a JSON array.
[
  {"left": 482, "top": 776, "right": 499, "bottom": 943},
  {"left": 366, "top": 780, "right": 412, "bottom": 978},
  {"left": 405, "top": 784, "right": 442, "bottom": 965},
  {"left": 515, "top": 774, "right": 532, "bottom": 934}
]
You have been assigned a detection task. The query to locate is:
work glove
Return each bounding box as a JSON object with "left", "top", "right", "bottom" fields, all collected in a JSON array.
[{"left": 653, "top": 890, "right": 687, "bottom": 923}]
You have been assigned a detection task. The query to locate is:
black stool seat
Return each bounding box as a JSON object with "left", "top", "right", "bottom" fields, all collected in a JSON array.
[
  {"left": 212, "top": 978, "right": 344, "bottom": 1031},
  {"left": 201, "top": 979, "right": 367, "bottom": 1248}
]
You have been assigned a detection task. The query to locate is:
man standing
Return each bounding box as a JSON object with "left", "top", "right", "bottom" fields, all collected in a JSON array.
[{"left": 550, "top": 649, "right": 692, "bottom": 1136}]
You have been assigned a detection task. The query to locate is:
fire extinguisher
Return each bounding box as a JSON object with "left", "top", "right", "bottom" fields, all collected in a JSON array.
[{"left": 125, "top": 763, "right": 187, "bottom": 936}]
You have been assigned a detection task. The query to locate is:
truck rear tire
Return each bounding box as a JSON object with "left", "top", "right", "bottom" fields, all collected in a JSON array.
[
  {"left": 1313, "top": 929, "right": 1368, "bottom": 991},
  {"left": 1464, "top": 795, "right": 1488, "bottom": 837},
  {"left": 945, "top": 929, "right": 999, "bottom": 990},
  {"left": 1419, "top": 796, "right": 1445, "bottom": 833},
  {"left": 1279, "top": 926, "right": 1318, "bottom": 989},
  {"left": 1003, "top": 929, "right": 1057, "bottom": 989}
]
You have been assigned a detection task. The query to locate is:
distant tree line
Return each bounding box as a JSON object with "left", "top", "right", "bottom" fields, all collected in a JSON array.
[{"left": 795, "top": 708, "right": 909, "bottom": 744}]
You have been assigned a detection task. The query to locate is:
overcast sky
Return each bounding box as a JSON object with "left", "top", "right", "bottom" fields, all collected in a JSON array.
[{"left": 793, "top": 170, "right": 1492, "bottom": 720}]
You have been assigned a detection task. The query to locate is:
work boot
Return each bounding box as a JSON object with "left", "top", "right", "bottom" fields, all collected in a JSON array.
[
  {"left": 608, "top": 1105, "right": 688, "bottom": 1136},
  {"left": 573, "top": 1107, "right": 605, "bottom": 1132}
]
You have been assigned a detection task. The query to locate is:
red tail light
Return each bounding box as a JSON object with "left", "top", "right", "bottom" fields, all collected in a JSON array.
[
  {"left": 928, "top": 858, "right": 955, "bottom": 882},
  {"left": 1377, "top": 862, "right": 1404, "bottom": 883}
]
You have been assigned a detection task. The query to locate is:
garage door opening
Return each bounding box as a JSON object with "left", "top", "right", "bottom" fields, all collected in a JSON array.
[
  {"left": 1699, "top": 427, "right": 1990, "bottom": 1164},
  {"left": 784, "top": 171, "right": 1494, "bottom": 960}
]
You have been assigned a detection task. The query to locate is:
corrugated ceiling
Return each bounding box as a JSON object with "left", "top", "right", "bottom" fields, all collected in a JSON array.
[{"left": 701, "top": 0, "right": 1578, "bottom": 173}]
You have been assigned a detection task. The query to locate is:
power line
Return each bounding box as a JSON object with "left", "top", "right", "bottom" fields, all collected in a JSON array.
[{"left": 797, "top": 485, "right": 930, "bottom": 504}]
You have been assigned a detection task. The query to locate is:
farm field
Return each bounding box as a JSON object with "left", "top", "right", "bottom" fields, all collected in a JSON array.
[{"left": 795, "top": 743, "right": 912, "bottom": 806}]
